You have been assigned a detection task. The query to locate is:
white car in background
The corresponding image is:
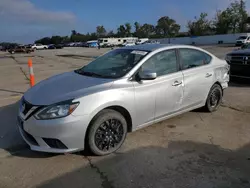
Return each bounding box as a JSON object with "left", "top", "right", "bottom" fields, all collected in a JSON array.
[
  {"left": 31, "top": 43, "right": 48, "bottom": 50},
  {"left": 235, "top": 34, "right": 250, "bottom": 46}
]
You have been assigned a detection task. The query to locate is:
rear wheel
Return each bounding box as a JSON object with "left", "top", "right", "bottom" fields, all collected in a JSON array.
[
  {"left": 204, "top": 84, "right": 222, "bottom": 112},
  {"left": 87, "top": 109, "right": 127, "bottom": 156}
]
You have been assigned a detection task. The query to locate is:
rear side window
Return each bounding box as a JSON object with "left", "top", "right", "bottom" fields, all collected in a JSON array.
[{"left": 179, "top": 48, "right": 211, "bottom": 70}]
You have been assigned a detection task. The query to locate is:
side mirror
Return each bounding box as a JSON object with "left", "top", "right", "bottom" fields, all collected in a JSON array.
[{"left": 138, "top": 70, "right": 157, "bottom": 80}]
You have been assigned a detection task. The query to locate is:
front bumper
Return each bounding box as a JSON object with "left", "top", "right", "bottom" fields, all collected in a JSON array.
[
  {"left": 230, "top": 65, "right": 250, "bottom": 79},
  {"left": 17, "top": 114, "right": 90, "bottom": 153}
]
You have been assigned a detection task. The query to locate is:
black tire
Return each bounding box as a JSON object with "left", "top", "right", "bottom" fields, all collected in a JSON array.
[
  {"left": 87, "top": 109, "right": 127, "bottom": 156},
  {"left": 204, "top": 84, "right": 223, "bottom": 112}
]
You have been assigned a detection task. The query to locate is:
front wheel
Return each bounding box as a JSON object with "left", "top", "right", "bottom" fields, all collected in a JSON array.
[
  {"left": 204, "top": 84, "right": 223, "bottom": 112},
  {"left": 87, "top": 109, "right": 127, "bottom": 156}
]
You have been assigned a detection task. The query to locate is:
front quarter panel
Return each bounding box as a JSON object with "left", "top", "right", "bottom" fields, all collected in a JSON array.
[{"left": 71, "top": 79, "right": 135, "bottom": 128}]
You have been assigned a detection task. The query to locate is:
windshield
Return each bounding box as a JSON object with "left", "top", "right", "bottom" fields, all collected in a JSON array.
[
  {"left": 75, "top": 49, "right": 148, "bottom": 78},
  {"left": 238, "top": 36, "right": 247, "bottom": 40},
  {"left": 241, "top": 43, "right": 250, "bottom": 49}
]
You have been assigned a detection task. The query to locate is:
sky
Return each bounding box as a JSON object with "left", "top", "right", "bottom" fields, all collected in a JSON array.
[{"left": 0, "top": 0, "right": 250, "bottom": 43}]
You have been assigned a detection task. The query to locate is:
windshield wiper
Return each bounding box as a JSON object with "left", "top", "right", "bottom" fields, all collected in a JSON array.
[{"left": 74, "top": 69, "right": 112, "bottom": 78}]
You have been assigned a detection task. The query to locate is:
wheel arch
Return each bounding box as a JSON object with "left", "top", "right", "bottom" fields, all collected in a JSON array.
[
  {"left": 87, "top": 105, "right": 133, "bottom": 133},
  {"left": 84, "top": 105, "right": 133, "bottom": 151},
  {"left": 213, "top": 81, "right": 223, "bottom": 96}
]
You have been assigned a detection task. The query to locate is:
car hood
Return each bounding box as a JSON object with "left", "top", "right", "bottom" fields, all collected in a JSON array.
[
  {"left": 236, "top": 39, "right": 246, "bottom": 42},
  {"left": 24, "top": 71, "right": 114, "bottom": 105},
  {"left": 228, "top": 49, "right": 250, "bottom": 55}
]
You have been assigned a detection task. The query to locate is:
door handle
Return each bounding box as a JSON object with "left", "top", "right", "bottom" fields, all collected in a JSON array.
[
  {"left": 172, "top": 81, "right": 182, "bottom": 86},
  {"left": 205, "top": 73, "right": 212, "bottom": 78}
]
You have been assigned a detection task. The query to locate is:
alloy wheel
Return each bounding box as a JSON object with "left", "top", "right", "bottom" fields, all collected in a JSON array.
[{"left": 94, "top": 119, "right": 124, "bottom": 152}]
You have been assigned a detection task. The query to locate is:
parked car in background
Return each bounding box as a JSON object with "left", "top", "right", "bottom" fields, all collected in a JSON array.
[
  {"left": 48, "top": 44, "right": 64, "bottom": 49},
  {"left": 31, "top": 43, "right": 48, "bottom": 50},
  {"left": 8, "top": 45, "right": 34, "bottom": 54},
  {"left": 235, "top": 34, "right": 250, "bottom": 46},
  {"left": 87, "top": 40, "right": 98, "bottom": 48},
  {"left": 18, "top": 44, "right": 229, "bottom": 156},
  {"left": 143, "top": 40, "right": 160, "bottom": 44},
  {"left": 81, "top": 42, "right": 89, "bottom": 47},
  {"left": 226, "top": 47, "right": 250, "bottom": 79}
]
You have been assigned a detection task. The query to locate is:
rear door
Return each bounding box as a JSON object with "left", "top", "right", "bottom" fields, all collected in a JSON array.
[{"left": 178, "top": 48, "right": 214, "bottom": 110}]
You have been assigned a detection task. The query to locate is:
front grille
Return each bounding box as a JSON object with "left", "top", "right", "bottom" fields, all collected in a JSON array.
[
  {"left": 22, "top": 100, "right": 34, "bottom": 115},
  {"left": 229, "top": 54, "right": 250, "bottom": 65},
  {"left": 43, "top": 138, "right": 68, "bottom": 149},
  {"left": 21, "top": 98, "right": 43, "bottom": 120}
]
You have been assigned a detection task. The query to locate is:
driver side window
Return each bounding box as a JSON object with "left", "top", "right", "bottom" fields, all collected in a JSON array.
[{"left": 141, "top": 50, "right": 178, "bottom": 77}]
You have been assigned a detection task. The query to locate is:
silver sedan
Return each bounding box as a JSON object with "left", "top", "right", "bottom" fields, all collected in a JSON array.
[{"left": 18, "top": 44, "right": 230, "bottom": 155}]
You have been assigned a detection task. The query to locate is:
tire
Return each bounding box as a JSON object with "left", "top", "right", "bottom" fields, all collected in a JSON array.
[
  {"left": 87, "top": 109, "right": 127, "bottom": 156},
  {"left": 204, "top": 84, "right": 223, "bottom": 112}
]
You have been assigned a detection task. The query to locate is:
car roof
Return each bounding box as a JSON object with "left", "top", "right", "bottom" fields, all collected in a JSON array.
[{"left": 122, "top": 43, "right": 191, "bottom": 51}]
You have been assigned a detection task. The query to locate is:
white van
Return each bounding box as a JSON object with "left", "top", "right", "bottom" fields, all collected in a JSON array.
[
  {"left": 235, "top": 34, "right": 250, "bottom": 46},
  {"left": 98, "top": 38, "right": 123, "bottom": 47}
]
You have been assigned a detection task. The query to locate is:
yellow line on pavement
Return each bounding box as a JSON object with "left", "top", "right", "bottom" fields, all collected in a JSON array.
[{"left": 0, "top": 95, "right": 22, "bottom": 101}]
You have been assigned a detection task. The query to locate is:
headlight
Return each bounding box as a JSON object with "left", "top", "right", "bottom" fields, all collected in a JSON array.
[
  {"left": 35, "top": 101, "right": 79, "bottom": 120},
  {"left": 225, "top": 55, "right": 232, "bottom": 61}
]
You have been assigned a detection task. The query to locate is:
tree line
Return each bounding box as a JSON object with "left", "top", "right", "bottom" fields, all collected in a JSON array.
[{"left": 34, "top": 0, "right": 250, "bottom": 45}]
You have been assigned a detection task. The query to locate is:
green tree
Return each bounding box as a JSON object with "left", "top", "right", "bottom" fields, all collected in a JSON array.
[
  {"left": 117, "top": 25, "right": 126, "bottom": 37},
  {"left": 156, "top": 16, "right": 180, "bottom": 40},
  {"left": 96, "top": 25, "right": 106, "bottom": 37},
  {"left": 140, "top": 24, "right": 155, "bottom": 38},
  {"left": 213, "top": 0, "right": 248, "bottom": 34},
  {"left": 125, "top": 23, "right": 132, "bottom": 36},
  {"left": 35, "top": 37, "right": 51, "bottom": 45},
  {"left": 134, "top": 22, "right": 140, "bottom": 33},
  {"left": 107, "top": 30, "right": 115, "bottom": 37},
  {"left": 71, "top": 30, "right": 77, "bottom": 35},
  {"left": 227, "top": 0, "right": 248, "bottom": 33},
  {"left": 50, "top": 36, "right": 63, "bottom": 44},
  {"left": 133, "top": 22, "right": 143, "bottom": 37},
  {"left": 213, "top": 10, "right": 232, "bottom": 34},
  {"left": 187, "top": 13, "right": 212, "bottom": 36}
]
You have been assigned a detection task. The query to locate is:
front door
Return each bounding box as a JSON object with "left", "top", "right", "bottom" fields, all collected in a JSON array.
[
  {"left": 178, "top": 48, "right": 214, "bottom": 110},
  {"left": 132, "top": 49, "right": 184, "bottom": 127}
]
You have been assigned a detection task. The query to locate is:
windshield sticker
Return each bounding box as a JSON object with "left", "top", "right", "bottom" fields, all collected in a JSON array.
[{"left": 131, "top": 50, "right": 148, "bottom": 56}]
